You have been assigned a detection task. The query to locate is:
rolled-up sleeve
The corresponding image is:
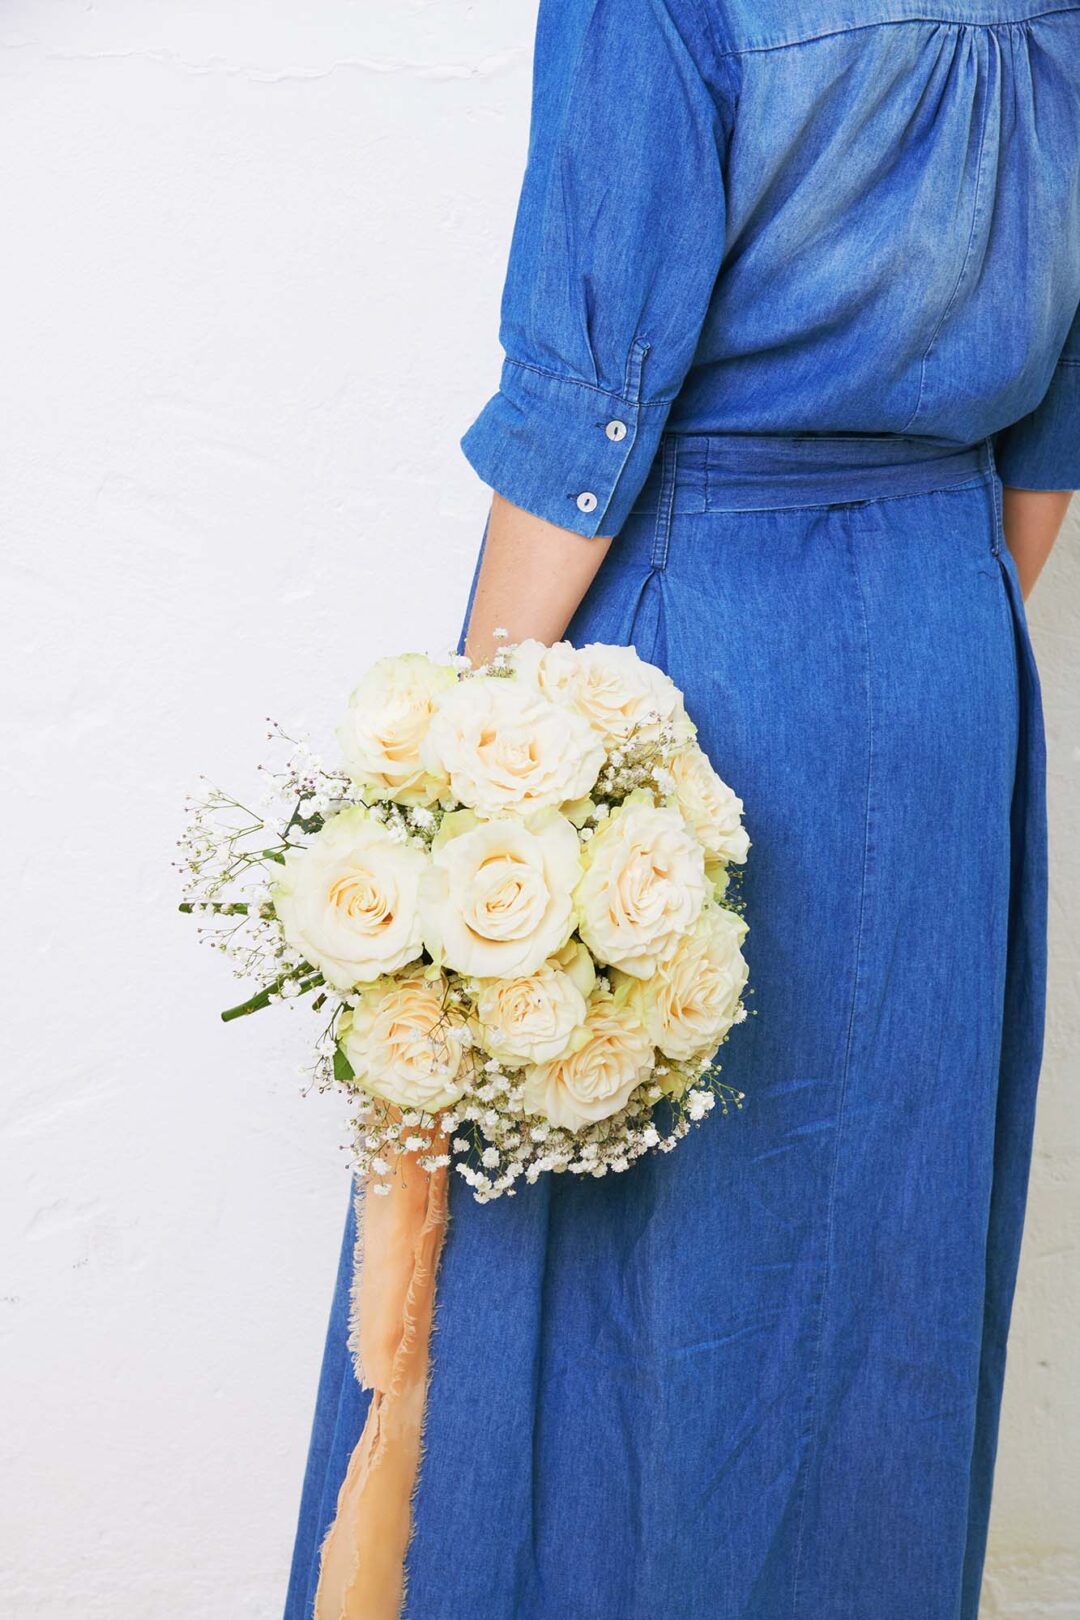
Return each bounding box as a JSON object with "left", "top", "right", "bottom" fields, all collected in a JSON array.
[
  {"left": 460, "top": 0, "right": 731, "bottom": 539},
  {"left": 994, "top": 298, "right": 1080, "bottom": 491}
]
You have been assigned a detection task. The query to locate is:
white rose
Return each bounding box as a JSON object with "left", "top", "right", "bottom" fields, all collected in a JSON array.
[
  {"left": 340, "top": 971, "right": 469, "bottom": 1112},
  {"left": 521, "top": 990, "right": 654, "bottom": 1132},
  {"left": 511, "top": 639, "right": 581, "bottom": 702},
  {"left": 515, "top": 640, "right": 694, "bottom": 750},
  {"left": 421, "top": 808, "right": 581, "bottom": 977},
  {"left": 338, "top": 653, "right": 457, "bottom": 806},
  {"left": 667, "top": 745, "right": 750, "bottom": 865},
  {"left": 624, "top": 904, "right": 748, "bottom": 1062},
  {"left": 473, "top": 939, "right": 595, "bottom": 1066},
  {"left": 422, "top": 676, "right": 604, "bottom": 818},
  {"left": 272, "top": 807, "right": 424, "bottom": 989},
  {"left": 575, "top": 794, "right": 707, "bottom": 977}
]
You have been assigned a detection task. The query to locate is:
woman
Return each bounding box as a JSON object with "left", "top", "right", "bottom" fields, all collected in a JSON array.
[{"left": 285, "top": 3, "right": 1079, "bottom": 1616}]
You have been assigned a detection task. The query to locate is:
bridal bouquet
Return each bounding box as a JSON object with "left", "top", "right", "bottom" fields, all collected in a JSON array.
[{"left": 180, "top": 637, "right": 750, "bottom": 1201}]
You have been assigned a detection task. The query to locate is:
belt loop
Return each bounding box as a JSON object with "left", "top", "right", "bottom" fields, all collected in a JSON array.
[{"left": 651, "top": 435, "right": 678, "bottom": 570}]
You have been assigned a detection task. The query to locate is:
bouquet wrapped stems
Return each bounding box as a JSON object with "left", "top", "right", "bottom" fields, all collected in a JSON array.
[{"left": 315, "top": 1129, "right": 449, "bottom": 1620}]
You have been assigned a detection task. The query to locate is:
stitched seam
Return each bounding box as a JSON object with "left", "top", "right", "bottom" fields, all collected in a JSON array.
[
  {"left": 989, "top": 451, "right": 1006, "bottom": 555},
  {"left": 685, "top": 468, "right": 994, "bottom": 517},
  {"left": 503, "top": 356, "right": 675, "bottom": 409},
  {"left": 516, "top": 1184, "right": 554, "bottom": 1620},
  {"left": 900, "top": 75, "right": 994, "bottom": 434},
  {"left": 789, "top": 533, "right": 875, "bottom": 1620},
  {"left": 636, "top": 471, "right": 992, "bottom": 521},
  {"left": 687, "top": 0, "right": 734, "bottom": 69},
  {"left": 716, "top": 7, "right": 1080, "bottom": 57},
  {"left": 686, "top": 0, "right": 722, "bottom": 69},
  {"left": 651, "top": 440, "right": 678, "bottom": 569}
]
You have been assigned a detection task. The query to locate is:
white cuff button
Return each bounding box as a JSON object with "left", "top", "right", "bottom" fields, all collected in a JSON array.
[
  {"left": 605, "top": 419, "right": 628, "bottom": 442},
  {"left": 576, "top": 491, "right": 599, "bottom": 514}
]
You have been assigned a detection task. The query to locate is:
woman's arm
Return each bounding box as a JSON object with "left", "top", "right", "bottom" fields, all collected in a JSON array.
[
  {"left": 1001, "top": 486, "right": 1073, "bottom": 600},
  {"left": 993, "top": 299, "right": 1079, "bottom": 596},
  {"left": 464, "top": 493, "right": 613, "bottom": 665}
]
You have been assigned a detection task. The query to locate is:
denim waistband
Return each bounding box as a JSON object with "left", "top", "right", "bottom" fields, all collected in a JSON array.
[{"left": 632, "top": 431, "right": 995, "bottom": 515}]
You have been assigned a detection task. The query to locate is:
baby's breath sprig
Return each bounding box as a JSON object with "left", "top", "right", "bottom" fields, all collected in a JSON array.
[
  {"left": 594, "top": 716, "right": 682, "bottom": 805},
  {"left": 462, "top": 625, "right": 516, "bottom": 681},
  {"left": 366, "top": 796, "right": 446, "bottom": 851}
]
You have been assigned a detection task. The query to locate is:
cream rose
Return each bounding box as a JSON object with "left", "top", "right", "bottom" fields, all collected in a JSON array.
[
  {"left": 515, "top": 639, "right": 694, "bottom": 750},
  {"left": 511, "top": 639, "right": 581, "bottom": 703},
  {"left": 667, "top": 745, "right": 750, "bottom": 865},
  {"left": 521, "top": 990, "right": 654, "bottom": 1132},
  {"left": 575, "top": 794, "right": 707, "bottom": 977},
  {"left": 340, "top": 971, "right": 469, "bottom": 1112},
  {"left": 624, "top": 904, "right": 748, "bottom": 1062},
  {"left": 473, "top": 939, "right": 595, "bottom": 1066},
  {"left": 337, "top": 653, "right": 457, "bottom": 806},
  {"left": 272, "top": 807, "right": 424, "bottom": 989},
  {"left": 422, "top": 676, "right": 604, "bottom": 818},
  {"left": 421, "top": 808, "right": 581, "bottom": 978}
]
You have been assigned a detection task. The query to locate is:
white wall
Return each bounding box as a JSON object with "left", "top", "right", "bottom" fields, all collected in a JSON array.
[{"left": 0, "top": 6, "right": 1076, "bottom": 1615}]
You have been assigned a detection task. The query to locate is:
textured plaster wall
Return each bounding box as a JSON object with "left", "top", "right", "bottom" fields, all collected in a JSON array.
[{"left": 0, "top": 5, "right": 1076, "bottom": 1616}]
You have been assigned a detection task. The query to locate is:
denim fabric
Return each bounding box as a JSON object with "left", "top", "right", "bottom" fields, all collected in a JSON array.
[
  {"left": 460, "top": 1, "right": 1080, "bottom": 538},
  {"left": 281, "top": 1195, "right": 370, "bottom": 1620},
  {"left": 284, "top": 429, "right": 1047, "bottom": 1619}
]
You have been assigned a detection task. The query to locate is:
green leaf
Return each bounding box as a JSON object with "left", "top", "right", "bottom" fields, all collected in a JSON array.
[{"left": 333, "top": 1046, "right": 355, "bottom": 1084}]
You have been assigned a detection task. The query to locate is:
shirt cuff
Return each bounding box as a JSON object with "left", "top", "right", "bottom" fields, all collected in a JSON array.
[
  {"left": 460, "top": 358, "right": 671, "bottom": 539},
  {"left": 993, "top": 360, "right": 1080, "bottom": 491}
]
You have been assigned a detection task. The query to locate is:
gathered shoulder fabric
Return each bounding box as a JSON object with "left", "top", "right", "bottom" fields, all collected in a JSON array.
[{"left": 460, "top": 0, "right": 1080, "bottom": 536}]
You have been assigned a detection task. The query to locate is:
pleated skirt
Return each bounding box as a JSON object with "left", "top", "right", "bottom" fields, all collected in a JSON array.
[{"left": 284, "top": 430, "right": 1047, "bottom": 1620}]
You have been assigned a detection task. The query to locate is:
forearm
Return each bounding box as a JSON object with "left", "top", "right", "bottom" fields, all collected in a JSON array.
[
  {"left": 1001, "top": 485, "right": 1073, "bottom": 600},
  {"left": 464, "top": 492, "right": 613, "bottom": 665}
]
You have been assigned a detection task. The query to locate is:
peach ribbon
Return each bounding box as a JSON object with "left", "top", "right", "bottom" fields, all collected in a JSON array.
[{"left": 313, "top": 1133, "right": 450, "bottom": 1620}]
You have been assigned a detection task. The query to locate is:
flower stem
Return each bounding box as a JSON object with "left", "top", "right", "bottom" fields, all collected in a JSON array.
[{"left": 220, "top": 968, "right": 322, "bottom": 1021}]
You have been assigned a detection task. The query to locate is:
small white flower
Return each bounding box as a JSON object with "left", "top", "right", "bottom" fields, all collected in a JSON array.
[{"left": 371, "top": 1181, "right": 392, "bottom": 1197}]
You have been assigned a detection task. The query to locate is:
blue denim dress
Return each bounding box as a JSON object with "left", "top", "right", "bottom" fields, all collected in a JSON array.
[{"left": 285, "top": 5, "right": 1080, "bottom": 1617}]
